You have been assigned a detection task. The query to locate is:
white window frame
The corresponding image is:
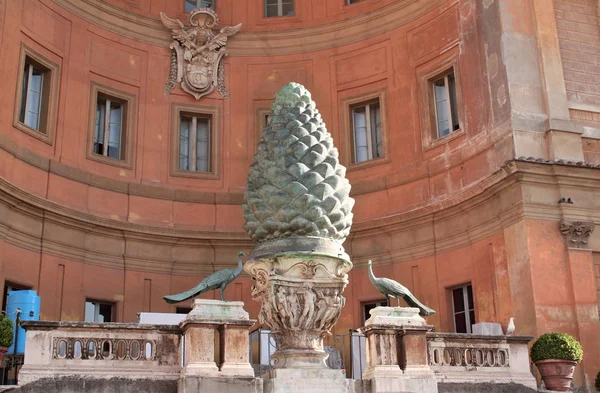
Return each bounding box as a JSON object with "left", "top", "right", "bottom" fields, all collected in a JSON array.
[
  {"left": 351, "top": 100, "right": 382, "bottom": 163},
  {"left": 20, "top": 62, "right": 45, "bottom": 131},
  {"left": 179, "top": 114, "right": 211, "bottom": 172},
  {"left": 265, "top": 0, "right": 294, "bottom": 17},
  {"left": 432, "top": 71, "right": 459, "bottom": 139},
  {"left": 84, "top": 300, "right": 114, "bottom": 323},
  {"left": 94, "top": 96, "right": 124, "bottom": 160},
  {"left": 452, "top": 284, "right": 475, "bottom": 334},
  {"left": 185, "top": 0, "right": 214, "bottom": 12}
]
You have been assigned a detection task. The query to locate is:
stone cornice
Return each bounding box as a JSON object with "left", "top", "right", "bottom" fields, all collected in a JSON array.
[
  {"left": 4, "top": 157, "right": 600, "bottom": 274},
  {"left": 51, "top": 0, "right": 447, "bottom": 55}
]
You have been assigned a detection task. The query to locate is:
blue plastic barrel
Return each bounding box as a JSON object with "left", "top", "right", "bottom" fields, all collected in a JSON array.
[{"left": 6, "top": 290, "right": 40, "bottom": 355}]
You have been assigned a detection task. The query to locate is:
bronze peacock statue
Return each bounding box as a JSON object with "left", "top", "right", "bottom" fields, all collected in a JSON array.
[
  {"left": 368, "top": 260, "right": 435, "bottom": 317},
  {"left": 163, "top": 251, "right": 245, "bottom": 303}
]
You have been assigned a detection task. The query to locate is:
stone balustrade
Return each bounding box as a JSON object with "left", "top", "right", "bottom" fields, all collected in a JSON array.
[
  {"left": 18, "top": 321, "right": 182, "bottom": 385},
  {"left": 427, "top": 333, "right": 536, "bottom": 389}
]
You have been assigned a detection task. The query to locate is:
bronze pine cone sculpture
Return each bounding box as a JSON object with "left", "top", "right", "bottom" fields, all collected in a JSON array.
[{"left": 243, "top": 82, "right": 354, "bottom": 244}]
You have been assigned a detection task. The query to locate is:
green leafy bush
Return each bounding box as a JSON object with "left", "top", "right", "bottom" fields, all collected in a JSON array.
[
  {"left": 595, "top": 369, "right": 599, "bottom": 392},
  {"left": 530, "top": 333, "right": 583, "bottom": 363},
  {"left": 0, "top": 314, "right": 14, "bottom": 348}
]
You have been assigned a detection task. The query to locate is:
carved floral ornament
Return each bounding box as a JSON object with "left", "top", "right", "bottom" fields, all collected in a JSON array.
[
  {"left": 160, "top": 9, "right": 241, "bottom": 100},
  {"left": 559, "top": 221, "right": 595, "bottom": 249}
]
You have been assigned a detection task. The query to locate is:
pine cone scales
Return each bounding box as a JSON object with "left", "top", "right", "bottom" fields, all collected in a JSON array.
[{"left": 243, "top": 83, "right": 354, "bottom": 244}]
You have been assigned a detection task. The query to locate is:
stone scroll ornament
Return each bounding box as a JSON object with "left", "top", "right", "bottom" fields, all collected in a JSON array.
[
  {"left": 242, "top": 83, "right": 355, "bottom": 369},
  {"left": 160, "top": 9, "right": 241, "bottom": 100}
]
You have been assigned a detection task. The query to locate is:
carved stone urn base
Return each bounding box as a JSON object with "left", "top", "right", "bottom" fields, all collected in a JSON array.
[{"left": 243, "top": 238, "right": 352, "bottom": 371}]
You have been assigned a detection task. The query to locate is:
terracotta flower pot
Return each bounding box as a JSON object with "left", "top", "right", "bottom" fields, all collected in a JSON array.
[{"left": 535, "top": 359, "right": 576, "bottom": 391}]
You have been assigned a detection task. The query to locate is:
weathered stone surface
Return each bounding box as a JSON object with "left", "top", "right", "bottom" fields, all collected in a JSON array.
[
  {"left": 243, "top": 82, "right": 354, "bottom": 244},
  {"left": 10, "top": 377, "right": 177, "bottom": 393},
  {"left": 180, "top": 376, "right": 263, "bottom": 393},
  {"left": 437, "top": 382, "right": 538, "bottom": 393}
]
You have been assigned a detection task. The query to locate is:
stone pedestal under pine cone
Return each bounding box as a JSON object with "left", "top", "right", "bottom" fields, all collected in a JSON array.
[{"left": 242, "top": 82, "right": 355, "bottom": 370}]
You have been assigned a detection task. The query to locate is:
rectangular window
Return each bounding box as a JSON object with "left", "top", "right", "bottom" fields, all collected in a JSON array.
[
  {"left": 93, "top": 94, "right": 126, "bottom": 160},
  {"left": 432, "top": 70, "right": 459, "bottom": 139},
  {"left": 346, "top": 0, "right": 361, "bottom": 4},
  {"left": 361, "top": 300, "right": 386, "bottom": 324},
  {"left": 351, "top": 99, "right": 382, "bottom": 163},
  {"left": 2, "top": 283, "right": 31, "bottom": 314},
  {"left": 179, "top": 114, "right": 211, "bottom": 172},
  {"left": 18, "top": 58, "right": 50, "bottom": 132},
  {"left": 85, "top": 300, "right": 114, "bottom": 323},
  {"left": 452, "top": 284, "right": 475, "bottom": 333},
  {"left": 265, "top": 0, "right": 294, "bottom": 17},
  {"left": 185, "top": 0, "right": 214, "bottom": 12}
]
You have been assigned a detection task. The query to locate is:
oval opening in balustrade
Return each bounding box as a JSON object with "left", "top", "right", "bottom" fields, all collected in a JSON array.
[
  {"left": 116, "top": 340, "right": 127, "bottom": 360},
  {"left": 73, "top": 341, "right": 82, "bottom": 359},
  {"left": 453, "top": 348, "right": 462, "bottom": 366},
  {"left": 144, "top": 342, "right": 153, "bottom": 360},
  {"left": 474, "top": 349, "right": 484, "bottom": 366},
  {"left": 464, "top": 349, "right": 473, "bottom": 366},
  {"left": 102, "top": 341, "right": 111, "bottom": 359},
  {"left": 498, "top": 349, "right": 509, "bottom": 366},
  {"left": 432, "top": 348, "right": 441, "bottom": 365},
  {"left": 57, "top": 339, "right": 67, "bottom": 359},
  {"left": 88, "top": 341, "right": 97, "bottom": 359},
  {"left": 443, "top": 348, "right": 452, "bottom": 365},
  {"left": 486, "top": 350, "right": 495, "bottom": 366},
  {"left": 130, "top": 341, "right": 140, "bottom": 360}
]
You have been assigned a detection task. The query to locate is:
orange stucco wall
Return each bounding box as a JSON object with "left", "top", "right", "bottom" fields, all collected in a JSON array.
[{"left": 0, "top": 0, "right": 599, "bottom": 390}]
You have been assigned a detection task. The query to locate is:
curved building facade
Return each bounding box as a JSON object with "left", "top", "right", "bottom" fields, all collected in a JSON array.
[{"left": 0, "top": 0, "right": 599, "bottom": 390}]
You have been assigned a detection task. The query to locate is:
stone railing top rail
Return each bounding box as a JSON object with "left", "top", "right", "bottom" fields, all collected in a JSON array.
[
  {"left": 20, "top": 321, "right": 182, "bottom": 333},
  {"left": 427, "top": 332, "right": 533, "bottom": 344}
]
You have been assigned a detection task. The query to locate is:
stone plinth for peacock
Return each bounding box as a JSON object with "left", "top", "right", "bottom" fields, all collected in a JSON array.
[{"left": 242, "top": 82, "right": 355, "bottom": 371}]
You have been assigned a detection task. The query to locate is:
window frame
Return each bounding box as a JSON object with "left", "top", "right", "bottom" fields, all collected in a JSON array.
[
  {"left": 340, "top": 88, "right": 389, "bottom": 170},
  {"left": 87, "top": 82, "right": 137, "bottom": 168},
  {"left": 84, "top": 299, "right": 116, "bottom": 323},
  {"left": 178, "top": 113, "right": 212, "bottom": 173},
  {"left": 350, "top": 98, "right": 383, "bottom": 164},
  {"left": 361, "top": 299, "right": 386, "bottom": 324},
  {"left": 431, "top": 69, "right": 459, "bottom": 140},
  {"left": 451, "top": 283, "right": 475, "bottom": 334},
  {"left": 184, "top": 0, "right": 215, "bottom": 12},
  {"left": 13, "top": 44, "right": 60, "bottom": 145},
  {"left": 264, "top": 0, "right": 295, "bottom": 17},
  {"left": 171, "top": 103, "right": 220, "bottom": 179},
  {"left": 417, "top": 48, "right": 464, "bottom": 151}
]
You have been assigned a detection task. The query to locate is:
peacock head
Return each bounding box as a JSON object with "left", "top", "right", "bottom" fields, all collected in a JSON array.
[
  {"left": 368, "top": 260, "right": 372, "bottom": 266},
  {"left": 238, "top": 251, "right": 246, "bottom": 257}
]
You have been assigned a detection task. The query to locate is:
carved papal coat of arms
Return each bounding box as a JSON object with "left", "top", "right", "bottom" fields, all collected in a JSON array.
[{"left": 160, "top": 9, "right": 241, "bottom": 100}]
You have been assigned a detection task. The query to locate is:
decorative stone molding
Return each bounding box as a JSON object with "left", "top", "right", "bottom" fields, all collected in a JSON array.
[
  {"left": 160, "top": 9, "right": 241, "bottom": 100},
  {"left": 559, "top": 221, "right": 595, "bottom": 249},
  {"left": 52, "top": 337, "right": 156, "bottom": 361}
]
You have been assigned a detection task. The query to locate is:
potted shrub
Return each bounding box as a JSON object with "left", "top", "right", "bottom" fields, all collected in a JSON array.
[
  {"left": 531, "top": 333, "right": 583, "bottom": 391},
  {"left": 0, "top": 314, "right": 13, "bottom": 363}
]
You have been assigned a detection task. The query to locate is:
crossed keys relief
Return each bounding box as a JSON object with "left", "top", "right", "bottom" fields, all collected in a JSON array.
[{"left": 160, "top": 9, "right": 241, "bottom": 100}]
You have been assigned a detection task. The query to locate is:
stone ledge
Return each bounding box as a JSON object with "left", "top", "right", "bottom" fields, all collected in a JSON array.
[
  {"left": 20, "top": 321, "right": 182, "bottom": 332},
  {"left": 544, "top": 118, "right": 584, "bottom": 135}
]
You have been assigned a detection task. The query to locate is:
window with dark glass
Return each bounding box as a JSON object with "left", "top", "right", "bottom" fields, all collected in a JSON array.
[
  {"left": 19, "top": 57, "right": 50, "bottom": 132},
  {"left": 452, "top": 284, "right": 475, "bottom": 333},
  {"left": 265, "top": 0, "right": 294, "bottom": 17},
  {"left": 361, "top": 300, "right": 386, "bottom": 324},
  {"left": 94, "top": 94, "right": 126, "bottom": 160},
  {"left": 351, "top": 99, "right": 382, "bottom": 163},
  {"left": 179, "top": 114, "right": 211, "bottom": 172},
  {"left": 346, "top": 0, "right": 361, "bottom": 4},
  {"left": 185, "top": 0, "right": 214, "bottom": 12},
  {"left": 85, "top": 300, "right": 114, "bottom": 323},
  {"left": 432, "top": 70, "right": 459, "bottom": 139}
]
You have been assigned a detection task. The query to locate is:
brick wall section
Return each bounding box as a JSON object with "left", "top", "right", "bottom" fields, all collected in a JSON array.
[{"left": 555, "top": 0, "right": 600, "bottom": 108}]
